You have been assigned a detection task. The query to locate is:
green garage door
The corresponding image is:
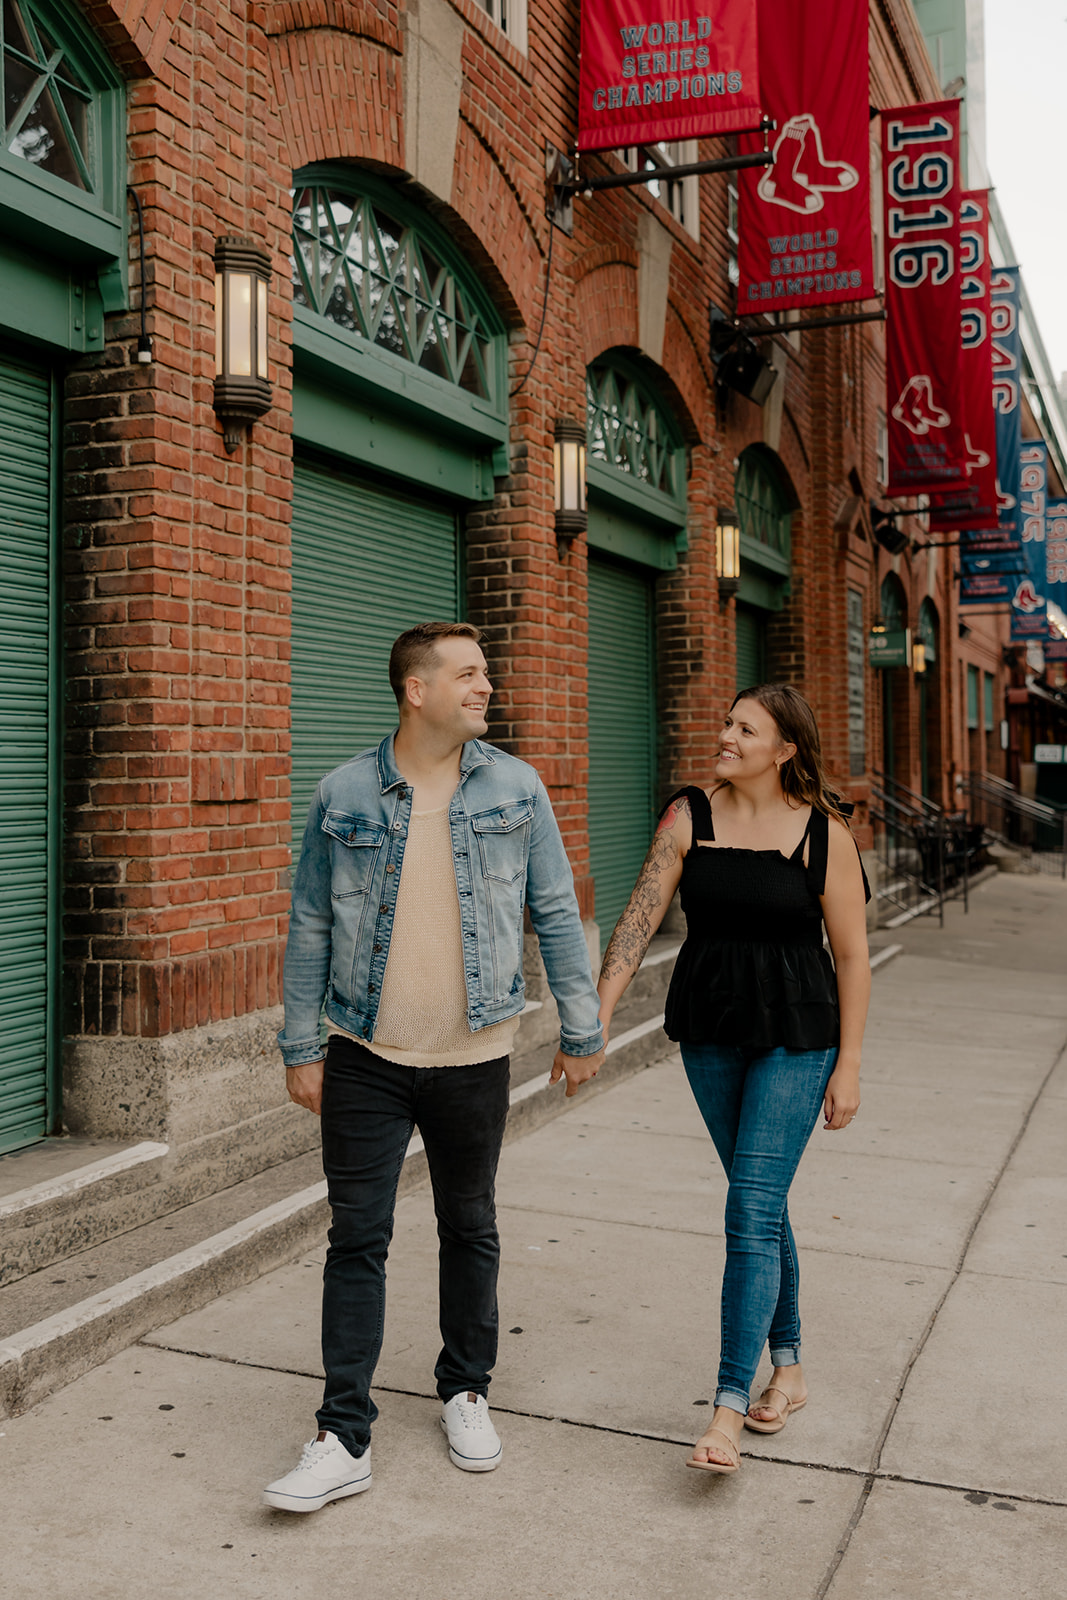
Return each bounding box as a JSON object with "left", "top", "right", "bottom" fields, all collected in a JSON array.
[
  {"left": 587, "top": 555, "right": 657, "bottom": 941},
  {"left": 290, "top": 457, "right": 460, "bottom": 831},
  {"left": 0, "top": 356, "right": 56, "bottom": 1153},
  {"left": 735, "top": 603, "right": 767, "bottom": 693}
]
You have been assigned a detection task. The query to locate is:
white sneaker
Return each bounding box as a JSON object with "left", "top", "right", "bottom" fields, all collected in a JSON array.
[
  {"left": 440, "top": 1391, "right": 502, "bottom": 1472},
  {"left": 263, "top": 1432, "right": 371, "bottom": 1512}
]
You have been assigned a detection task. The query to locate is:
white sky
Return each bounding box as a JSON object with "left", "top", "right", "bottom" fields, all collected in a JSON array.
[{"left": 983, "top": 0, "right": 1067, "bottom": 384}]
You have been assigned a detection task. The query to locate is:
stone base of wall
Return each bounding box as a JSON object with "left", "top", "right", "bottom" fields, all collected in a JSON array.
[{"left": 62, "top": 1008, "right": 314, "bottom": 1209}]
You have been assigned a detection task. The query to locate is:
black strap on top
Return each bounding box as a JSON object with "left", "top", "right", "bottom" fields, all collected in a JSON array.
[
  {"left": 800, "top": 807, "right": 830, "bottom": 896},
  {"left": 659, "top": 787, "right": 870, "bottom": 903},
  {"left": 658, "top": 785, "right": 714, "bottom": 842}
]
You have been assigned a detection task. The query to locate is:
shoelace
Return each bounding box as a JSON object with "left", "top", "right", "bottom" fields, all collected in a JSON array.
[
  {"left": 450, "top": 1399, "right": 482, "bottom": 1431},
  {"left": 297, "top": 1437, "right": 336, "bottom": 1469}
]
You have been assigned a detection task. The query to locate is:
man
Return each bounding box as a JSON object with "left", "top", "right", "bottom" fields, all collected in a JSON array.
[{"left": 265, "top": 621, "right": 605, "bottom": 1512}]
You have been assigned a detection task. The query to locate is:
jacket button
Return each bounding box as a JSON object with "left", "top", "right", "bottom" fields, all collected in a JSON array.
[
  {"left": 373, "top": 944, "right": 382, "bottom": 953},
  {"left": 368, "top": 983, "right": 376, "bottom": 993},
  {"left": 385, "top": 864, "right": 395, "bottom": 874},
  {"left": 380, "top": 904, "right": 389, "bottom": 913}
]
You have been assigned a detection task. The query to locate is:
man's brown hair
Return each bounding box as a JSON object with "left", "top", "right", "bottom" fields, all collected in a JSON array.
[{"left": 388, "top": 621, "right": 484, "bottom": 707}]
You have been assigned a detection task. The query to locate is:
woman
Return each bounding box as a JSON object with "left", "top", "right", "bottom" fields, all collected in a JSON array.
[{"left": 597, "top": 684, "right": 870, "bottom": 1474}]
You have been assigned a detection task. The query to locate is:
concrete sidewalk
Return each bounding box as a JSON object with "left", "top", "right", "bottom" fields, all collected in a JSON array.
[{"left": 2, "top": 872, "right": 1065, "bottom": 1599}]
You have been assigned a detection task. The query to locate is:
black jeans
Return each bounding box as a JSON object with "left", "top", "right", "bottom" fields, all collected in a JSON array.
[{"left": 316, "top": 1034, "right": 511, "bottom": 1457}]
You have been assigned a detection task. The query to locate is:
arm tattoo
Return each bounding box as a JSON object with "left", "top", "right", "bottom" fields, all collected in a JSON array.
[{"left": 598, "top": 797, "right": 688, "bottom": 984}]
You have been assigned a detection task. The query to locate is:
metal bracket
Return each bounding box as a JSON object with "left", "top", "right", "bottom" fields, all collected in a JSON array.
[{"left": 547, "top": 119, "right": 777, "bottom": 234}]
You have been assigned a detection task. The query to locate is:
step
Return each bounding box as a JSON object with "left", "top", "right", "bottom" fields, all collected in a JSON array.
[
  {"left": 0, "top": 1139, "right": 171, "bottom": 1290},
  {"left": 0, "top": 956, "right": 680, "bottom": 1422}
]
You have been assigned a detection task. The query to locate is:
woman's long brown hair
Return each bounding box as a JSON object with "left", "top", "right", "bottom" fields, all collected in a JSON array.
[{"left": 719, "top": 683, "right": 851, "bottom": 822}]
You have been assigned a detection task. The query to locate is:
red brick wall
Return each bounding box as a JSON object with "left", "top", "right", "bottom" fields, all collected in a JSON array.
[{"left": 62, "top": 0, "right": 953, "bottom": 1039}]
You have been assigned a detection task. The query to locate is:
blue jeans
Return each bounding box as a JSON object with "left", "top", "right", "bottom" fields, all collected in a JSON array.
[
  {"left": 681, "top": 1043, "right": 838, "bottom": 1417},
  {"left": 316, "top": 1035, "right": 511, "bottom": 1456}
]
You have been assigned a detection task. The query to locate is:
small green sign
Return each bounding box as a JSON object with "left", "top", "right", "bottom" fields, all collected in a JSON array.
[{"left": 869, "top": 627, "right": 911, "bottom": 669}]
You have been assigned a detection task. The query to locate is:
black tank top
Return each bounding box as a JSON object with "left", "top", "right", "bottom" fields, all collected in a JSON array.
[{"left": 663, "top": 786, "right": 840, "bottom": 1050}]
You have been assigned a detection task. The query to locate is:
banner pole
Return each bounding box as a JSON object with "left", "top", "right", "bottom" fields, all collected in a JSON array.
[{"left": 564, "top": 148, "right": 774, "bottom": 196}]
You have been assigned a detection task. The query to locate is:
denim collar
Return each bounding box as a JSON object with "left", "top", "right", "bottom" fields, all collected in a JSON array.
[{"left": 375, "top": 732, "right": 497, "bottom": 793}]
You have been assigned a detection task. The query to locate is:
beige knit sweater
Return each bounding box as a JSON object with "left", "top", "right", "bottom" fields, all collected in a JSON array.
[{"left": 341, "top": 805, "right": 520, "bottom": 1067}]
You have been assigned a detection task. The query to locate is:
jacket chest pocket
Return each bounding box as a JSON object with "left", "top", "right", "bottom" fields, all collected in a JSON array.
[
  {"left": 470, "top": 800, "right": 533, "bottom": 884},
  {"left": 322, "top": 811, "right": 387, "bottom": 897}
]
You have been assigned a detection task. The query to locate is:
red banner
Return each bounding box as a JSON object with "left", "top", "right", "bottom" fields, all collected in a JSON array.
[
  {"left": 928, "top": 190, "right": 999, "bottom": 530},
  {"left": 883, "top": 102, "right": 966, "bottom": 496},
  {"left": 577, "top": 1, "right": 760, "bottom": 151},
  {"left": 737, "top": 0, "right": 873, "bottom": 314}
]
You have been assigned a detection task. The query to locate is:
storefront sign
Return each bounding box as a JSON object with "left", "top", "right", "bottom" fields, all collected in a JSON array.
[
  {"left": 1034, "top": 745, "right": 1063, "bottom": 763},
  {"left": 991, "top": 266, "right": 1022, "bottom": 539},
  {"left": 577, "top": 0, "right": 760, "bottom": 150},
  {"left": 869, "top": 627, "right": 911, "bottom": 668},
  {"left": 737, "top": 0, "right": 872, "bottom": 314},
  {"left": 929, "top": 191, "right": 998, "bottom": 531},
  {"left": 1010, "top": 440, "right": 1048, "bottom": 640},
  {"left": 882, "top": 102, "right": 965, "bottom": 495}
]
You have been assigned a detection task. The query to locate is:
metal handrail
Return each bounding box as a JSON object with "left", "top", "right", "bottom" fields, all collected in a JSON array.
[
  {"left": 872, "top": 769, "right": 945, "bottom": 821},
  {"left": 958, "top": 772, "right": 1067, "bottom": 878}
]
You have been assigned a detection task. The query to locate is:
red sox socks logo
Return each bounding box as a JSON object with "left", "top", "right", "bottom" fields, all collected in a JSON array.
[
  {"left": 891, "top": 375, "right": 950, "bottom": 436},
  {"left": 757, "top": 113, "right": 859, "bottom": 214},
  {"left": 1013, "top": 579, "right": 1043, "bottom": 613},
  {"left": 962, "top": 434, "right": 990, "bottom": 476}
]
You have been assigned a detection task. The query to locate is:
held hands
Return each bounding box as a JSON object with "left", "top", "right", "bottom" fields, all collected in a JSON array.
[
  {"left": 550, "top": 1044, "right": 607, "bottom": 1098},
  {"left": 823, "top": 1060, "right": 860, "bottom": 1131},
  {"left": 286, "top": 1059, "right": 325, "bottom": 1116}
]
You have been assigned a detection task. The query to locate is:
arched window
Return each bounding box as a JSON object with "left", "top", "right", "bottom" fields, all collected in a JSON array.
[
  {"left": 292, "top": 177, "right": 506, "bottom": 411},
  {"left": 736, "top": 445, "right": 794, "bottom": 562},
  {"left": 880, "top": 572, "right": 908, "bottom": 632},
  {"left": 586, "top": 358, "right": 686, "bottom": 502},
  {"left": 917, "top": 597, "right": 938, "bottom": 662},
  {"left": 733, "top": 447, "right": 795, "bottom": 678}
]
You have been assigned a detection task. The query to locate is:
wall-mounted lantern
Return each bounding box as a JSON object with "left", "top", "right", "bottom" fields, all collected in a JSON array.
[
  {"left": 553, "top": 419, "right": 587, "bottom": 543},
  {"left": 912, "top": 640, "right": 927, "bottom": 675},
  {"left": 213, "top": 237, "right": 272, "bottom": 452},
  {"left": 716, "top": 506, "right": 741, "bottom": 603}
]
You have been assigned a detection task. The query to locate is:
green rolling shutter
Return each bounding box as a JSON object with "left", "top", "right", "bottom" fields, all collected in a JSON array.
[
  {"left": 290, "top": 457, "right": 460, "bottom": 833},
  {"left": 0, "top": 355, "right": 55, "bottom": 1153},
  {"left": 587, "top": 555, "right": 656, "bottom": 940},
  {"left": 735, "top": 603, "right": 767, "bottom": 693}
]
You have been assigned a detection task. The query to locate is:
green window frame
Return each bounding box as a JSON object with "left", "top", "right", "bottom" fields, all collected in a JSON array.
[
  {"left": 736, "top": 445, "right": 795, "bottom": 612},
  {"left": 292, "top": 173, "right": 507, "bottom": 415},
  {"left": 983, "top": 671, "right": 995, "bottom": 732},
  {"left": 917, "top": 597, "right": 938, "bottom": 664},
  {"left": 587, "top": 358, "right": 686, "bottom": 501},
  {"left": 0, "top": 0, "right": 126, "bottom": 283},
  {"left": 880, "top": 573, "right": 907, "bottom": 633},
  {"left": 966, "top": 664, "right": 979, "bottom": 730},
  {"left": 584, "top": 352, "right": 687, "bottom": 570},
  {"left": 290, "top": 169, "right": 508, "bottom": 494}
]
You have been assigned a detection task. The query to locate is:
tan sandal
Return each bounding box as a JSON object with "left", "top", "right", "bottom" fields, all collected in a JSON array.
[
  {"left": 686, "top": 1426, "right": 741, "bottom": 1474},
  {"left": 743, "top": 1384, "right": 808, "bottom": 1435}
]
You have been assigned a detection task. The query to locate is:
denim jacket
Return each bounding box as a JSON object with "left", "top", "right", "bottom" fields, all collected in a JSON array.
[{"left": 277, "top": 734, "right": 604, "bottom": 1066}]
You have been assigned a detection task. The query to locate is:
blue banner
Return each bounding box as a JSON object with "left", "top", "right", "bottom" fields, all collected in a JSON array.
[
  {"left": 990, "top": 267, "right": 1022, "bottom": 541},
  {"left": 1047, "top": 501, "right": 1067, "bottom": 661},
  {"left": 959, "top": 567, "right": 1019, "bottom": 605},
  {"left": 1010, "top": 440, "right": 1048, "bottom": 640}
]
